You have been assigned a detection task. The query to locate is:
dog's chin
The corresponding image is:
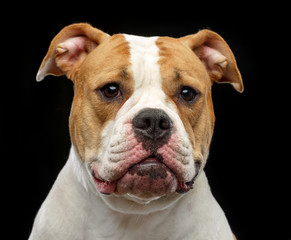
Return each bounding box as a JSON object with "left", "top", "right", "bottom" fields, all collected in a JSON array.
[
  {"left": 116, "top": 158, "right": 178, "bottom": 198},
  {"left": 92, "top": 158, "right": 195, "bottom": 199}
]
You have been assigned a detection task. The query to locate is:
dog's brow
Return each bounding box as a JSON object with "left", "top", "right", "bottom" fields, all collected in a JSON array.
[
  {"left": 120, "top": 68, "right": 129, "bottom": 79},
  {"left": 174, "top": 69, "right": 181, "bottom": 81}
]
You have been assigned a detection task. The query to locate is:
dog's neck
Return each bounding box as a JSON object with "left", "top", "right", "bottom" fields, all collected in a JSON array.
[{"left": 56, "top": 146, "right": 233, "bottom": 240}]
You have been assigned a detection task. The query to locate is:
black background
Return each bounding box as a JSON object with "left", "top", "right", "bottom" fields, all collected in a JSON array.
[{"left": 2, "top": 4, "right": 289, "bottom": 240}]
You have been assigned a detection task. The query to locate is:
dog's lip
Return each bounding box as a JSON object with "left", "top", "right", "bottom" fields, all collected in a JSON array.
[
  {"left": 91, "top": 169, "right": 116, "bottom": 195},
  {"left": 92, "top": 176, "right": 117, "bottom": 195},
  {"left": 91, "top": 156, "right": 161, "bottom": 195},
  {"left": 91, "top": 155, "right": 195, "bottom": 195},
  {"left": 176, "top": 178, "right": 195, "bottom": 194},
  {"left": 134, "top": 156, "right": 196, "bottom": 193},
  {"left": 128, "top": 155, "right": 163, "bottom": 170}
]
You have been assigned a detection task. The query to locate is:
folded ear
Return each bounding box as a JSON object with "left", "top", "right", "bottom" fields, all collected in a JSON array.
[
  {"left": 36, "top": 23, "right": 110, "bottom": 82},
  {"left": 180, "top": 30, "right": 244, "bottom": 93}
]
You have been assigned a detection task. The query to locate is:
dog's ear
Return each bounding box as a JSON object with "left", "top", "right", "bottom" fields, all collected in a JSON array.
[
  {"left": 180, "top": 30, "right": 244, "bottom": 93},
  {"left": 36, "top": 23, "right": 110, "bottom": 82}
]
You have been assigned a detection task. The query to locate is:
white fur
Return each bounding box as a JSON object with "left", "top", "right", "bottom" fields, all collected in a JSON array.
[
  {"left": 29, "top": 34, "right": 235, "bottom": 240},
  {"left": 29, "top": 147, "right": 234, "bottom": 240}
]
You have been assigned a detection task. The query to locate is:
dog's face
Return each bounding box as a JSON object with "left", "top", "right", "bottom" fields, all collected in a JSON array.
[{"left": 37, "top": 23, "right": 243, "bottom": 210}]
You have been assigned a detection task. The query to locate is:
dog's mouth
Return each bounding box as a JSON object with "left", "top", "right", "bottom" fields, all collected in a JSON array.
[{"left": 91, "top": 155, "right": 195, "bottom": 198}]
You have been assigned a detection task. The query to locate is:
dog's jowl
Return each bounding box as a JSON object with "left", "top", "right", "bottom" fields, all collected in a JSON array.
[{"left": 30, "top": 23, "right": 243, "bottom": 240}]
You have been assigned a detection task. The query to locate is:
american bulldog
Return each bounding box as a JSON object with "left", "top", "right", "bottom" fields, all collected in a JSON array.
[{"left": 29, "top": 23, "right": 243, "bottom": 240}]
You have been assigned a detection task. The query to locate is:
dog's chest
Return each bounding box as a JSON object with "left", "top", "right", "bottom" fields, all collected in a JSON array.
[{"left": 84, "top": 208, "right": 173, "bottom": 239}]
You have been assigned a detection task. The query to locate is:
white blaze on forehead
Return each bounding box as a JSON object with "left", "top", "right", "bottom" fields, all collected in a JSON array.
[{"left": 123, "top": 34, "right": 166, "bottom": 108}]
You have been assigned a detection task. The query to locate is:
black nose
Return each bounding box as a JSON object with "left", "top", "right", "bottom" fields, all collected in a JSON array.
[{"left": 132, "top": 108, "right": 173, "bottom": 149}]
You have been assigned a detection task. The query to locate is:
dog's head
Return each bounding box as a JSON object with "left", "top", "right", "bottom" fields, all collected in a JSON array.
[{"left": 37, "top": 23, "right": 243, "bottom": 212}]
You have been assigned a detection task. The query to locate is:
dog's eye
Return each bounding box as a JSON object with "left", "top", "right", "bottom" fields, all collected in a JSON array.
[
  {"left": 101, "top": 83, "right": 121, "bottom": 99},
  {"left": 180, "top": 86, "right": 199, "bottom": 102}
]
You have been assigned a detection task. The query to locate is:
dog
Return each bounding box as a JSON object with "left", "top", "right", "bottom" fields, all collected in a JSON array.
[{"left": 29, "top": 23, "right": 243, "bottom": 240}]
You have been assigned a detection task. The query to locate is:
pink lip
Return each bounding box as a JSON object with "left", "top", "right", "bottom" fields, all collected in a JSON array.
[
  {"left": 93, "top": 177, "right": 117, "bottom": 195},
  {"left": 91, "top": 167, "right": 117, "bottom": 195},
  {"left": 91, "top": 157, "right": 194, "bottom": 196}
]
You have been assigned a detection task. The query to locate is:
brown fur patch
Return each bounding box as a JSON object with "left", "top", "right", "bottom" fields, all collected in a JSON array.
[
  {"left": 156, "top": 37, "right": 215, "bottom": 162},
  {"left": 69, "top": 34, "right": 134, "bottom": 161}
]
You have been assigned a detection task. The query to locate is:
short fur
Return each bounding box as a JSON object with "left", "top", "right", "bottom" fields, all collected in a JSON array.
[{"left": 30, "top": 23, "right": 243, "bottom": 240}]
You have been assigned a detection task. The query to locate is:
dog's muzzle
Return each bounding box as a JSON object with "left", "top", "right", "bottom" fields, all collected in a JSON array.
[{"left": 91, "top": 108, "right": 196, "bottom": 198}]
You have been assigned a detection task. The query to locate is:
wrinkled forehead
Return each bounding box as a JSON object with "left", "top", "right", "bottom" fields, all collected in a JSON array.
[
  {"left": 123, "top": 34, "right": 164, "bottom": 102},
  {"left": 84, "top": 33, "right": 208, "bottom": 88},
  {"left": 83, "top": 33, "right": 208, "bottom": 103},
  {"left": 122, "top": 34, "right": 208, "bottom": 94}
]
